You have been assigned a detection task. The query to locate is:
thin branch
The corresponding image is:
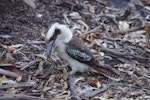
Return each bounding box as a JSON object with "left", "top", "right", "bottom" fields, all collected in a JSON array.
[
  {"left": 82, "top": 26, "right": 101, "bottom": 35},
  {"left": 68, "top": 76, "right": 81, "bottom": 100},
  {"left": 20, "top": 59, "right": 41, "bottom": 70},
  {"left": 83, "top": 84, "right": 108, "bottom": 98},
  {"left": 0, "top": 82, "right": 34, "bottom": 89},
  {"left": 0, "top": 93, "right": 60, "bottom": 100},
  {"left": 112, "top": 26, "right": 145, "bottom": 35},
  {"left": 0, "top": 68, "right": 19, "bottom": 78}
]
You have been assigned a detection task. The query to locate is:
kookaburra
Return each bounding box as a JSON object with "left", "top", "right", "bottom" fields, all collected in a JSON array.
[{"left": 45, "top": 23, "right": 121, "bottom": 81}]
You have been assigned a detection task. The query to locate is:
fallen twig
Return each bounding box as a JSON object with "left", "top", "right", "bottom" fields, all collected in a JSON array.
[
  {"left": 20, "top": 59, "right": 41, "bottom": 70},
  {"left": 82, "top": 26, "right": 101, "bottom": 35},
  {"left": 68, "top": 76, "right": 81, "bottom": 100},
  {"left": 0, "top": 68, "right": 19, "bottom": 78},
  {"left": 112, "top": 26, "right": 145, "bottom": 35},
  {"left": 83, "top": 84, "right": 108, "bottom": 98},
  {"left": 0, "top": 82, "right": 34, "bottom": 89},
  {"left": 0, "top": 93, "right": 60, "bottom": 100}
]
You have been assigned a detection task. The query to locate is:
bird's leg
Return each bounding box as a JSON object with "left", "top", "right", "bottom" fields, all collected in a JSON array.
[
  {"left": 63, "top": 71, "right": 75, "bottom": 81},
  {"left": 70, "top": 70, "right": 76, "bottom": 75},
  {"left": 57, "top": 63, "right": 69, "bottom": 70},
  {"left": 62, "top": 64, "right": 76, "bottom": 80}
]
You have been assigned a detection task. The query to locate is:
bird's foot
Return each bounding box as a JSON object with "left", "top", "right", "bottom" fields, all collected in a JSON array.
[
  {"left": 63, "top": 72, "right": 72, "bottom": 80},
  {"left": 63, "top": 70, "right": 76, "bottom": 80},
  {"left": 58, "top": 63, "right": 69, "bottom": 68}
]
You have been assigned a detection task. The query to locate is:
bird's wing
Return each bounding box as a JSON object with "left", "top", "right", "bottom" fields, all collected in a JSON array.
[
  {"left": 65, "top": 37, "right": 121, "bottom": 81},
  {"left": 65, "top": 37, "right": 99, "bottom": 66}
]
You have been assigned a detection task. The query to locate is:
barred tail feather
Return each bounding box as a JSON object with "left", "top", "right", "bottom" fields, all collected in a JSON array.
[{"left": 92, "top": 65, "right": 121, "bottom": 81}]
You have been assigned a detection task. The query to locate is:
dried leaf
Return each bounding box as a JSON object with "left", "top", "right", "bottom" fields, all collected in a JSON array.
[
  {"left": 77, "top": 20, "right": 89, "bottom": 31},
  {"left": 0, "top": 44, "right": 24, "bottom": 53},
  {"left": 10, "top": 89, "right": 18, "bottom": 94},
  {"left": 35, "top": 54, "right": 47, "bottom": 60},
  {"left": 119, "top": 21, "right": 129, "bottom": 31},
  {"left": 145, "top": 25, "right": 150, "bottom": 48},
  {"left": 23, "top": 0, "right": 36, "bottom": 9},
  {"left": 6, "top": 53, "right": 15, "bottom": 61},
  {"left": 38, "top": 61, "right": 44, "bottom": 75},
  {"left": 0, "top": 44, "right": 16, "bottom": 51},
  {"left": 56, "top": 91, "right": 70, "bottom": 99},
  {"left": 96, "top": 80, "right": 102, "bottom": 88},
  {"left": 69, "top": 12, "right": 81, "bottom": 19},
  {"left": 117, "top": 86, "right": 129, "bottom": 93},
  {"left": 74, "top": 77, "right": 85, "bottom": 84},
  {"left": 43, "top": 86, "right": 51, "bottom": 92},
  {"left": 88, "top": 4, "right": 95, "bottom": 14},
  {"left": 34, "top": 69, "right": 40, "bottom": 76},
  {"left": 130, "top": 91, "right": 144, "bottom": 96},
  {"left": 16, "top": 76, "right": 22, "bottom": 82}
]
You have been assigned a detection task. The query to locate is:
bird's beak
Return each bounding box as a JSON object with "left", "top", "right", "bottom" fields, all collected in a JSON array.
[
  {"left": 45, "top": 33, "right": 57, "bottom": 59},
  {"left": 46, "top": 40, "right": 55, "bottom": 59}
]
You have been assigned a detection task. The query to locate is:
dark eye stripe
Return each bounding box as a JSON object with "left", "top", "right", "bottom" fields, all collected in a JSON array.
[{"left": 50, "top": 29, "right": 61, "bottom": 40}]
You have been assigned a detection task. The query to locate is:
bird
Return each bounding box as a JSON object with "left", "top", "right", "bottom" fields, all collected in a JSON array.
[{"left": 45, "top": 23, "right": 121, "bottom": 81}]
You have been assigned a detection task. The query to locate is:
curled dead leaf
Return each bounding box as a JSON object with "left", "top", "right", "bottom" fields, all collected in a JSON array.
[
  {"left": 35, "top": 54, "right": 47, "bottom": 60},
  {"left": 77, "top": 20, "right": 89, "bottom": 31},
  {"left": 6, "top": 53, "right": 15, "bottom": 61},
  {"left": 16, "top": 76, "right": 22, "bottom": 82},
  {"left": 0, "top": 44, "right": 24, "bottom": 53},
  {"left": 88, "top": 4, "right": 95, "bottom": 14},
  {"left": 43, "top": 86, "right": 52, "bottom": 92},
  {"left": 56, "top": 91, "right": 70, "bottom": 99}
]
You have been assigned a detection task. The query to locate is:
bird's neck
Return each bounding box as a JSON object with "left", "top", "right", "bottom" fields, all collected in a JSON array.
[{"left": 55, "top": 35, "right": 73, "bottom": 48}]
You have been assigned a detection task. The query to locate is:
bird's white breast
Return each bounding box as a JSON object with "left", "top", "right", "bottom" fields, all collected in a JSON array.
[{"left": 55, "top": 43, "right": 90, "bottom": 73}]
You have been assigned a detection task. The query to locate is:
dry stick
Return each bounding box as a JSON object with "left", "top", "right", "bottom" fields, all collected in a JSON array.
[
  {"left": 0, "top": 68, "right": 19, "bottom": 78},
  {"left": 0, "top": 82, "right": 34, "bottom": 89},
  {"left": 14, "top": 24, "right": 42, "bottom": 33},
  {"left": 101, "top": 47, "right": 128, "bottom": 57},
  {"left": 112, "top": 26, "right": 145, "bottom": 35},
  {"left": 82, "top": 26, "right": 101, "bottom": 35},
  {"left": 83, "top": 84, "right": 108, "bottom": 98},
  {"left": 68, "top": 76, "right": 81, "bottom": 100},
  {"left": 0, "top": 93, "right": 60, "bottom": 100},
  {"left": 38, "top": 61, "right": 44, "bottom": 75},
  {"left": 20, "top": 59, "right": 41, "bottom": 70}
]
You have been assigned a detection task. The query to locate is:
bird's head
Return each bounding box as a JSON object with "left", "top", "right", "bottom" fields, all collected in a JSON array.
[{"left": 45, "top": 23, "right": 73, "bottom": 58}]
